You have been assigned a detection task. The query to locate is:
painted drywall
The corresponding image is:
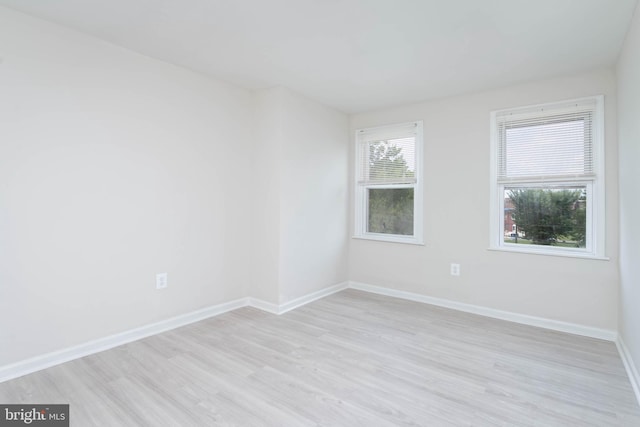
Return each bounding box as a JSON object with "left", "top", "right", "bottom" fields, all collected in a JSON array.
[
  {"left": 617, "top": 3, "right": 640, "bottom": 381},
  {"left": 278, "top": 89, "right": 349, "bottom": 302},
  {"left": 252, "top": 87, "right": 349, "bottom": 304},
  {"left": 0, "top": 7, "right": 254, "bottom": 366},
  {"left": 250, "top": 89, "right": 283, "bottom": 304},
  {"left": 349, "top": 69, "right": 619, "bottom": 330}
]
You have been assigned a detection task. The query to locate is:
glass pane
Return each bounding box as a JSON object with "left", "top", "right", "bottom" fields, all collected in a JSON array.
[
  {"left": 365, "top": 138, "right": 416, "bottom": 183},
  {"left": 368, "top": 188, "right": 414, "bottom": 236},
  {"left": 504, "top": 186, "right": 586, "bottom": 248}
]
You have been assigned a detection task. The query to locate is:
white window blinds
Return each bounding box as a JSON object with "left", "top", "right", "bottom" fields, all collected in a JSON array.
[
  {"left": 496, "top": 99, "right": 596, "bottom": 183},
  {"left": 357, "top": 122, "right": 418, "bottom": 185}
]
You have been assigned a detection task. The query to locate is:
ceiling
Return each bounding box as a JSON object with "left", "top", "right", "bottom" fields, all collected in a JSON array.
[{"left": 0, "top": 0, "right": 637, "bottom": 113}]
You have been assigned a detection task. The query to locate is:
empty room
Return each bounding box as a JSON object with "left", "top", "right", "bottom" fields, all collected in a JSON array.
[{"left": 1, "top": 0, "right": 640, "bottom": 425}]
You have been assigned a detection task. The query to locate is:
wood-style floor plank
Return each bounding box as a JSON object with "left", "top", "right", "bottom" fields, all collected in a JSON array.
[{"left": 1, "top": 289, "right": 639, "bottom": 426}]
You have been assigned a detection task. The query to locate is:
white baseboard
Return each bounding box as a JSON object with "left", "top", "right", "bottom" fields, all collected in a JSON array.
[
  {"left": 617, "top": 337, "right": 640, "bottom": 407},
  {"left": 1, "top": 279, "right": 620, "bottom": 384},
  {"left": 0, "top": 282, "right": 349, "bottom": 383},
  {"left": 0, "top": 297, "right": 250, "bottom": 383},
  {"left": 348, "top": 281, "right": 617, "bottom": 341},
  {"left": 277, "top": 281, "right": 349, "bottom": 314},
  {"left": 247, "top": 297, "right": 280, "bottom": 314},
  {"left": 248, "top": 282, "right": 349, "bottom": 315}
]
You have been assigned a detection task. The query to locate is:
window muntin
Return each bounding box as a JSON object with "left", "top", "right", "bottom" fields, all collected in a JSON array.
[
  {"left": 490, "top": 97, "right": 604, "bottom": 258},
  {"left": 355, "top": 121, "right": 423, "bottom": 244}
]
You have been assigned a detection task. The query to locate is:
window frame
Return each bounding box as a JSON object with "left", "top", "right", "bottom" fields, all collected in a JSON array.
[
  {"left": 354, "top": 121, "right": 424, "bottom": 245},
  {"left": 489, "top": 96, "right": 606, "bottom": 259}
]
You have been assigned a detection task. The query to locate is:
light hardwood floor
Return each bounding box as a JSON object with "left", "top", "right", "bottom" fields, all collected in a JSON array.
[{"left": 1, "top": 289, "right": 639, "bottom": 426}]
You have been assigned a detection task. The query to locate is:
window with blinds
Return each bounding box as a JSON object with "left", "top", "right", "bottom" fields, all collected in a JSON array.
[
  {"left": 354, "top": 121, "right": 423, "bottom": 244},
  {"left": 496, "top": 99, "right": 596, "bottom": 183},
  {"left": 357, "top": 123, "right": 417, "bottom": 185},
  {"left": 490, "top": 96, "right": 605, "bottom": 258}
]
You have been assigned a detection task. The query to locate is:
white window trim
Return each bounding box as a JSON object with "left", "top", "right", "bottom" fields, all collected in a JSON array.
[
  {"left": 354, "top": 121, "right": 424, "bottom": 245},
  {"left": 488, "top": 96, "right": 607, "bottom": 259}
]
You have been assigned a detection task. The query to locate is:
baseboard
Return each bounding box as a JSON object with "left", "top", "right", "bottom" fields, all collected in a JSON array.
[
  {"left": 277, "top": 281, "right": 349, "bottom": 314},
  {"left": 616, "top": 337, "right": 640, "bottom": 407},
  {"left": 2, "top": 279, "right": 617, "bottom": 384},
  {"left": 247, "top": 281, "right": 349, "bottom": 315},
  {"left": 0, "top": 282, "right": 350, "bottom": 383},
  {"left": 348, "top": 281, "right": 617, "bottom": 341},
  {"left": 247, "top": 297, "right": 280, "bottom": 314},
  {"left": 0, "top": 297, "right": 250, "bottom": 383}
]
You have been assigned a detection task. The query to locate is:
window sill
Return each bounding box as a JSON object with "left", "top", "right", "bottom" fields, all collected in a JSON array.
[
  {"left": 352, "top": 235, "right": 424, "bottom": 246},
  {"left": 487, "top": 246, "right": 609, "bottom": 261}
]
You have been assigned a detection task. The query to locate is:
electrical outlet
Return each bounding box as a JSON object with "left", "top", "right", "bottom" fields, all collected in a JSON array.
[
  {"left": 450, "top": 263, "right": 460, "bottom": 276},
  {"left": 156, "top": 273, "right": 168, "bottom": 289}
]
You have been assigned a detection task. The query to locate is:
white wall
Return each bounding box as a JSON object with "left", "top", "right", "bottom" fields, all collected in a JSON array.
[
  {"left": 0, "top": 7, "right": 254, "bottom": 366},
  {"left": 252, "top": 87, "right": 349, "bottom": 304},
  {"left": 617, "top": 3, "right": 640, "bottom": 378},
  {"left": 278, "top": 89, "right": 349, "bottom": 302},
  {"left": 349, "top": 69, "right": 619, "bottom": 330},
  {"left": 250, "top": 89, "right": 283, "bottom": 303}
]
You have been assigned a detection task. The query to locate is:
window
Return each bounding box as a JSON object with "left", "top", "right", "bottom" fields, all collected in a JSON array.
[
  {"left": 354, "top": 121, "right": 423, "bottom": 244},
  {"left": 489, "top": 96, "right": 605, "bottom": 258}
]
